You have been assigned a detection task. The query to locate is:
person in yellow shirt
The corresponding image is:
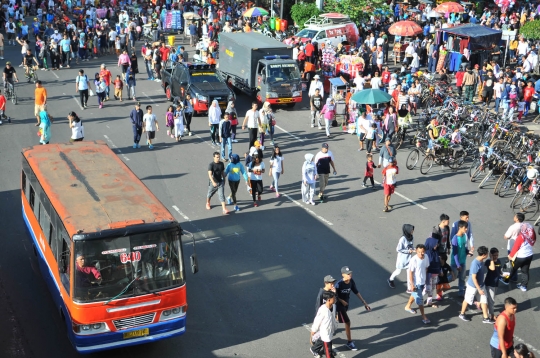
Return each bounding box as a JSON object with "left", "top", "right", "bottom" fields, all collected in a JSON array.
[{"left": 510, "top": 39, "right": 518, "bottom": 63}]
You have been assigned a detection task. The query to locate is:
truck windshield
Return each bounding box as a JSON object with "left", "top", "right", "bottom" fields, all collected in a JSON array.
[
  {"left": 73, "top": 229, "right": 184, "bottom": 303},
  {"left": 295, "top": 29, "right": 318, "bottom": 39},
  {"left": 190, "top": 72, "right": 221, "bottom": 83},
  {"left": 267, "top": 63, "right": 301, "bottom": 83}
]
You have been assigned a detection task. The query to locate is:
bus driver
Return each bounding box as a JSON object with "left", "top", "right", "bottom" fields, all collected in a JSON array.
[{"left": 75, "top": 253, "right": 102, "bottom": 285}]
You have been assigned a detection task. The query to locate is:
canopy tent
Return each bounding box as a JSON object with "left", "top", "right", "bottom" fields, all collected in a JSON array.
[{"left": 438, "top": 23, "right": 502, "bottom": 51}]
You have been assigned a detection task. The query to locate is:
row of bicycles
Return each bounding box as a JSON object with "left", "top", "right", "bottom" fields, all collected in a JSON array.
[{"left": 399, "top": 76, "right": 540, "bottom": 225}]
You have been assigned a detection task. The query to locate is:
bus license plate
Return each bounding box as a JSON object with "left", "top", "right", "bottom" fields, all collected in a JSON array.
[{"left": 123, "top": 328, "right": 149, "bottom": 339}]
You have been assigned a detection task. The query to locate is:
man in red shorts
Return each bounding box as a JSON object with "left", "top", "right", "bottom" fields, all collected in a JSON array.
[{"left": 381, "top": 157, "right": 399, "bottom": 212}]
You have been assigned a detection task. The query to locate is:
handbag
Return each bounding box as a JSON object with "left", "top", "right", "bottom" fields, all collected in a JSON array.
[{"left": 331, "top": 119, "right": 338, "bottom": 127}]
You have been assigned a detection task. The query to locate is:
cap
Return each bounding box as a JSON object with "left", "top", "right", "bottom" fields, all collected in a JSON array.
[
  {"left": 341, "top": 266, "right": 352, "bottom": 274},
  {"left": 314, "top": 74, "right": 320, "bottom": 79},
  {"left": 254, "top": 140, "right": 261, "bottom": 147},
  {"left": 321, "top": 143, "right": 329, "bottom": 149},
  {"left": 6, "top": 61, "right": 11, "bottom": 65},
  {"left": 324, "top": 275, "right": 336, "bottom": 283},
  {"left": 34, "top": 17, "right": 37, "bottom": 20},
  {"left": 388, "top": 157, "right": 394, "bottom": 163}
]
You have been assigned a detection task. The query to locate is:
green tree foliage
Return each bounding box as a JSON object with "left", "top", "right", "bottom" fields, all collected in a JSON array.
[
  {"left": 520, "top": 20, "right": 540, "bottom": 40},
  {"left": 323, "top": 0, "right": 389, "bottom": 24},
  {"left": 290, "top": 3, "right": 321, "bottom": 29}
]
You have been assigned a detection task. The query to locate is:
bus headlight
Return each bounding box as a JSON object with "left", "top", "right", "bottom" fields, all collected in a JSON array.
[
  {"left": 266, "top": 92, "right": 278, "bottom": 98},
  {"left": 73, "top": 322, "right": 110, "bottom": 335},
  {"left": 159, "top": 305, "right": 186, "bottom": 322}
]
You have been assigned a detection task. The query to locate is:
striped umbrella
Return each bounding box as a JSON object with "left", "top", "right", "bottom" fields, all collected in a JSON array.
[{"left": 243, "top": 7, "right": 269, "bottom": 17}]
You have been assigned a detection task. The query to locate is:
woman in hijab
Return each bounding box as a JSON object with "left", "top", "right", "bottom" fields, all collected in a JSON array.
[
  {"left": 424, "top": 236, "right": 441, "bottom": 307},
  {"left": 320, "top": 97, "right": 336, "bottom": 138},
  {"left": 208, "top": 100, "right": 221, "bottom": 145},
  {"left": 225, "top": 100, "right": 238, "bottom": 143},
  {"left": 259, "top": 101, "right": 275, "bottom": 149},
  {"left": 38, "top": 109, "right": 53, "bottom": 145},
  {"left": 387, "top": 224, "right": 415, "bottom": 289},
  {"left": 501, "top": 222, "right": 536, "bottom": 291},
  {"left": 301, "top": 153, "right": 317, "bottom": 205}
]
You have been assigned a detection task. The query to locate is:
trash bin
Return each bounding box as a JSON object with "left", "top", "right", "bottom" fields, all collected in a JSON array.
[
  {"left": 168, "top": 35, "right": 175, "bottom": 47},
  {"left": 270, "top": 17, "right": 275, "bottom": 30},
  {"left": 275, "top": 17, "right": 280, "bottom": 31}
]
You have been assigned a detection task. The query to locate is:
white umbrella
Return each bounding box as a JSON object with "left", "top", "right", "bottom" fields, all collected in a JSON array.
[{"left": 427, "top": 10, "right": 442, "bottom": 18}]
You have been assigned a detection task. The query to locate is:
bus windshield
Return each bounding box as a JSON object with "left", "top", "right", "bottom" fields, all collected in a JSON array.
[
  {"left": 73, "top": 229, "right": 184, "bottom": 303},
  {"left": 266, "top": 63, "right": 301, "bottom": 83}
]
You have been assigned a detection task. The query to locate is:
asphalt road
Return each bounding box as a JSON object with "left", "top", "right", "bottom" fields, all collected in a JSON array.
[{"left": 0, "top": 36, "right": 538, "bottom": 358}]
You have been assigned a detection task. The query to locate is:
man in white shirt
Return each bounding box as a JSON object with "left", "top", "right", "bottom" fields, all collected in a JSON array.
[
  {"left": 308, "top": 74, "right": 324, "bottom": 98},
  {"left": 370, "top": 72, "right": 382, "bottom": 90},
  {"left": 5, "top": 17, "right": 16, "bottom": 46},
  {"left": 353, "top": 75, "right": 365, "bottom": 90},
  {"left": 310, "top": 291, "right": 337, "bottom": 357},
  {"left": 503, "top": 213, "right": 524, "bottom": 281},
  {"left": 521, "top": 56, "right": 532, "bottom": 73},
  {"left": 493, "top": 77, "right": 504, "bottom": 113},
  {"left": 241, "top": 102, "right": 261, "bottom": 149},
  {"left": 517, "top": 38, "right": 529, "bottom": 64},
  {"left": 404, "top": 244, "right": 431, "bottom": 324},
  {"left": 527, "top": 49, "right": 538, "bottom": 69}
]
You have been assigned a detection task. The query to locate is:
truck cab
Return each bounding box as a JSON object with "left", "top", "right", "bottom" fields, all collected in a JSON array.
[{"left": 255, "top": 56, "right": 302, "bottom": 106}]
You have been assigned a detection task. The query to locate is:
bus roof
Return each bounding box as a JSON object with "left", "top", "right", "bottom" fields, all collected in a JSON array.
[{"left": 22, "top": 141, "right": 176, "bottom": 238}]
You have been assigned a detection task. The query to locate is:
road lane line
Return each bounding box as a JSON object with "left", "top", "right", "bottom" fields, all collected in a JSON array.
[
  {"left": 172, "top": 205, "right": 215, "bottom": 243},
  {"left": 374, "top": 180, "right": 427, "bottom": 210},
  {"left": 103, "top": 135, "right": 130, "bottom": 161},
  {"left": 302, "top": 324, "right": 346, "bottom": 357},
  {"left": 195, "top": 134, "right": 218, "bottom": 148},
  {"left": 282, "top": 193, "right": 333, "bottom": 226},
  {"left": 68, "top": 94, "right": 84, "bottom": 110},
  {"left": 275, "top": 124, "right": 305, "bottom": 142},
  {"left": 142, "top": 92, "right": 160, "bottom": 106},
  {"left": 51, "top": 71, "right": 59, "bottom": 79}
]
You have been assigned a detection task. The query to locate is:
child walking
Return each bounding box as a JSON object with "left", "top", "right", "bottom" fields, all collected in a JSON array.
[
  {"left": 225, "top": 100, "right": 238, "bottom": 142},
  {"left": 436, "top": 254, "right": 452, "bottom": 301},
  {"left": 363, "top": 153, "right": 376, "bottom": 188},
  {"left": 302, "top": 153, "right": 317, "bottom": 205},
  {"left": 320, "top": 98, "right": 336, "bottom": 138},
  {"left": 269, "top": 146, "right": 284, "bottom": 197},
  {"left": 165, "top": 105, "right": 175, "bottom": 139},
  {"left": 114, "top": 75, "right": 123, "bottom": 101},
  {"left": 248, "top": 155, "right": 265, "bottom": 207},
  {"left": 173, "top": 103, "right": 185, "bottom": 142}
]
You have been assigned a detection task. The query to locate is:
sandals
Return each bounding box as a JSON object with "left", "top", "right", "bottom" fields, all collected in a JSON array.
[
  {"left": 383, "top": 207, "right": 389, "bottom": 212},
  {"left": 205, "top": 203, "right": 211, "bottom": 210},
  {"left": 422, "top": 319, "right": 431, "bottom": 324}
]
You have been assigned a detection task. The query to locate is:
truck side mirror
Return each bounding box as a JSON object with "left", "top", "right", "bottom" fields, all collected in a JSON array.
[{"left": 190, "top": 254, "right": 199, "bottom": 274}]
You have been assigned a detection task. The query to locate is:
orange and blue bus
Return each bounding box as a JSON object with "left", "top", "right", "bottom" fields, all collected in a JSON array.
[{"left": 21, "top": 141, "right": 197, "bottom": 353}]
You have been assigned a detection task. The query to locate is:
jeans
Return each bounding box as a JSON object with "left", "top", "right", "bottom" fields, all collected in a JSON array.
[
  {"left": 220, "top": 137, "right": 232, "bottom": 160},
  {"left": 132, "top": 125, "right": 142, "bottom": 144},
  {"left": 451, "top": 264, "right": 467, "bottom": 295},
  {"left": 62, "top": 51, "right": 71, "bottom": 66},
  {"left": 210, "top": 124, "right": 219, "bottom": 143},
  {"left": 311, "top": 109, "right": 321, "bottom": 126},
  {"left": 464, "top": 85, "right": 475, "bottom": 102},
  {"left": 97, "top": 92, "right": 105, "bottom": 105},
  {"left": 105, "top": 85, "right": 110, "bottom": 98},
  {"left": 248, "top": 127, "right": 258, "bottom": 149},
  {"left": 271, "top": 171, "right": 280, "bottom": 192},
  {"left": 145, "top": 61, "right": 153, "bottom": 79},
  {"left": 128, "top": 85, "right": 136, "bottom": 99},
  {"left": 495, "top": 97, "right": 501, "bottom": 112}
]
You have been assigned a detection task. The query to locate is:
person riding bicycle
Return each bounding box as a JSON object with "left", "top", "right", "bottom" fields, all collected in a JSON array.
[
  {"left": 24, "top": 49, "right": 39, "bottom": 80},
  {"left": 450, "top": 126, "right": 464, "bottom": 159},
  {"left": 426, "top": 116, "right": 439, "bottom": 154},
  {"left": 2, "top": 62, "right": 19, "bottom": 93}
]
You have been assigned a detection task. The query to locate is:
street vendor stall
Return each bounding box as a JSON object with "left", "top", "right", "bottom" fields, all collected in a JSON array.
[{"left": 329, "top": 77, "right": 349, "bottom": 128}]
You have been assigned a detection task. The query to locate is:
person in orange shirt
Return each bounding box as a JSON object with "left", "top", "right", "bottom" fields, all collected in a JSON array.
[
  {"left": 34, "top": 80, "right": 47, "bottom": 126},
  {"left": 99, "top": 64, "right": 113, "bottom": 101},
  {"left": 523, "top": 81, "right": 536, "bottom": 115},
  {"left": 207, "top": 53, "right": 216, "bottom": 65}
]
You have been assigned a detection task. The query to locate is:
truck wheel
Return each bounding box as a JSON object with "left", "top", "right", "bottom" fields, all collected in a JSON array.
[{"left": 165, "top": 85, "right": 172, "bottom": 101}]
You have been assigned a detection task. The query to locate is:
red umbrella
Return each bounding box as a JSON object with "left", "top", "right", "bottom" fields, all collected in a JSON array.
[
  {"left": 434, "top": 2, "right": 465, "bottom": 13},
  {"left": 388, "top": 20, "right": 423, "bottom": 36}
]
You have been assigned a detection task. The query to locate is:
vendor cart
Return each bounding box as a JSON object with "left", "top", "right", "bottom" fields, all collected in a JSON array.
[{"left": 329, "top": 77, "right": 349, "bottom": 127}]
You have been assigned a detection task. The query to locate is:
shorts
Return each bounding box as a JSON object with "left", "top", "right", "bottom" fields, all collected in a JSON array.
[
  {"left": 412, "top": 284, "right": 425, "bottom": 306},
  {"left": 7, "top": 33, "right": 14, "bottom": 40},
  {"left": 336, "top": 305, "right": 350, "bottom": 323},
  {"left": 436, "top": 283, "right": 451, "bottom": 292},
  {"left": 146, "top": 131, "right": 155, "bottom": 140},
  {"left": 490, "top": 345, "right": 514, "bottom": 358},
  {"left": 464, "top": 284, "right": 488, "bottom": 305},
  {"left": 115, "top": 88, "right": 122, "bottom": 97},
  {"left": 358, "top": 132, "right": 366, "bottom": 141},
  {"left": 383, "top": 183, "right": 395, "bottom": 195},
  {"left": 34, "top": 104, "right": 45, "bottom": 116},
  {"left": 207, "top": 181, "right": 225, "bottom": 202}
]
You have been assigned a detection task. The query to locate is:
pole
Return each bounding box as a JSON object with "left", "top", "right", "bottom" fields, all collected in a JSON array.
[
  {"left": 280, "top": 0, "right": 284, "bottom": 20},
  {"left": 504, "top": 39, "right": 508, "bottom": 68},
  {"left": 271, "top": 0, "right": 274, "bottom": 17}
]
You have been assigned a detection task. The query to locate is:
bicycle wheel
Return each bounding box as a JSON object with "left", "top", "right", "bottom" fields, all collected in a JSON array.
[
  {"left": 498, "top": 177, "right": 515, "bottom": 198},
  {"left": 420, "top": 154, "right": 435, "bottom": 175},
  {"left": 12, "top": 90, "right": 17, "bottom": 105},
  {"left": 493, "top": 174, "right": 506, "bottom": 195},
  {"left": 470, "top": 164, "right": 486, "bottom": 182},
  {"left": 478, "top": 169, "right": 494, "bottom": 189},
  {"left": 514, "top": 193, "right": 540, "bottom": 221},
  {"left": 406, "top": 149, "right": 420, "bottom": 170},
  {"left": 469, "top": 158, "right": 480, "bottom": 178},
  {"left": 448, "top": 150, "right": 467, "bottom": 170}
]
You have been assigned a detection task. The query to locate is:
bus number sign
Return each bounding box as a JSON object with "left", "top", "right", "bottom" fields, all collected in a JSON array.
[{"left": 120, "top": 251, "right": 141, "bottom": 264}]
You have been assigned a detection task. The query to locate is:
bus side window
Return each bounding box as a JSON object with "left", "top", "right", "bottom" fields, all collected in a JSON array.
[
  {"left": 22, "top": 171, "right": 27, "bottom": 198},
  {"left": 29, "top": 185, "right": 36, "bottom": 211},
  {"left": 59, "top": 238, "right": 71, "bottom": 295},
  {"left": 39, "top": 205, "right": 51, "bottom": 242}
]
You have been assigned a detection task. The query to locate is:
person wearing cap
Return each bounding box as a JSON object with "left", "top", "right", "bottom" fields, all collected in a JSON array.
[
  {"left": 75, "top": 253, "right": 102, "bottom": 287},
  {"left": 314, "top": 142, "right": 337, "bottom": 202},
  {"left": 381, "top": 157, "right": 399, "bottom": 212},
  {"left": 314, "top": 275, "right": 337, "bottom": 317},
  {"left": 334, "top": 266, "right": 371, "bottom": 351},
  {"left": 308, "top": 74, "right": 324, "bottom": 99},
  {"left": 310, "top": 290, "right": 337, "bottom": 358}
]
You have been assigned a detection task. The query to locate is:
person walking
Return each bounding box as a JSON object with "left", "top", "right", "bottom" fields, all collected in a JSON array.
[
  {"left": 302, "top": 153, "right": 317, "bottom": 205},
  {"left": 500, "top": 222, "right": 536, "bottom": 292},
  {"left": 458, "top": 246, "right": 493, "bottom": 323},
  {"left": 165, "top": 105, "right": 175, "bottom": 140},
  {"left": 424, "top": 235, "right": 442, "bottom": 307},
  {"left": 34, "top": 80, "right": 47, "bottom": 126},
  {"left": 183, "top": 94, "right": 194, "bottom": 136},
  {"left": 489, "top": 297, "right": 517, "bottom": 358},
  {"left": 314, "top": 143, "right": 337, "bottom": 202},
  {"left": 381, "top": 157, "right": 398, "bottom": 212},
  {"left": 404, "top": 244, "right": 431, "bottom": 324},
  {"left": 432, "top": 214, "right": 451, "bottom": 256},
  {"left": 334, "top": 266, "right": 371, "bottom": 351},
  {"left": 38, "top": 109, "right": 53, "bottom": 145},
  {"left": 503, "top": 213, "right": 524, "bottom": 282},
  {"left": 208, "top": 99, "right": 221, "bottom": 145},
  {"left": 259, "top": 101, "right": 275, "bottom": 149},
  {"left": 242, "top": 102, "right": 261, "bottom": 150},
  {"left": 378, "top": 139, "right": 397, "bottom": 168},
  {"left": 225, "top": 100, "right": 238, "bottom": 142},
  {"left": 125, "top": 65, "right": 137, "bottom": 101},
  {"left": 143, "top": 105, "right": 158, "bottom": 149},
  {"left": 314, "top": 275, "right": 337, "bottom": 317},
  {"left": 320, "top": 98, "right": 336, "bottom": 138},
  {"left": 310, "top": 290, "right": 337, "bottom": 358},
  {"left": 219, "top": 113, "right": 233, "bottom": 161},
  {"left": 94, "top": 73, "right": 107, "bottom": 109},
  {"left": 463, "top": 67, "right": 477, "bottom": 102},
  {"left": 268, "top": 146, "right": 284, "bottom": 197},
  {"left": 224, "top": 154, "right": 249, "bottom": 212},
  {"left": 450, "top": 210, "right": 475, "bottom": 257},
  {"left": 206, "top": 151, "right": 229, "bottom": 215},
  {"left": 247, "top": 155, "right": 265, "bottom": 207},
  {"left": 173, "top": 103, "right": 185, "bottom": 142},
  {"left": 75, "top": 69, "right": 91, "bottom": 109},
  {"left": 485, "top": 248, "right": 502, "bottom": 322},
  {"left": 68, "top": 111, "right": 84, "bottom": 142},
  {"left": 130, "top": 102, "right": 144, "bottom": 148},
  {"left": 387, "top": 224, "right": 415, "bottom": 289},
  {"left": 451, "top": 220, "right": 470, "bottom": 297},
  {"left": 363, "top": 153, "right": 376, "bottom": 188},
  {"left": 310, "top": 87, "right": 323, "bottom": 129}
]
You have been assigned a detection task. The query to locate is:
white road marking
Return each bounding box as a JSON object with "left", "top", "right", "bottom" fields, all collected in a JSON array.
[
  {"left": 142, "top": 92, "right": 159, "bottom": 106},
  {"left": 374, "top": 180, "right": 427, "bottom": 210},
  {"left": 172, "top": 205, "right": 215, "bottom": 244},
  {"left": 103, "top": 135, "right": 130, "bottom": 161},
  {"left": 51, "top": 71, "right": 59, "bottom": 79},
  {"left": 70, "top": 95, "right": 84, "bottom": 110},
  {"left": 302, "top": 323, "right": 346, "bottom": 358},
  {"left": 275, "top": 124, "right": 305, "bottom": 142},
  {"left": 282, "top": 193, "right": 333, "bottom": 226},
  {"left": 195, "top": 134, "right": 217, "bottom": 148}
]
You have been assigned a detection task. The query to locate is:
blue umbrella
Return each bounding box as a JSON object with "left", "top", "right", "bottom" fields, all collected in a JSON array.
[{"left": 351, "top": 89, "right": 393, "bottom": 105}]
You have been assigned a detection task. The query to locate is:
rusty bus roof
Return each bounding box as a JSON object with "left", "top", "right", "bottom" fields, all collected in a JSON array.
[{"left": 22, "top": 141, "right": 176, "bottom": 238}]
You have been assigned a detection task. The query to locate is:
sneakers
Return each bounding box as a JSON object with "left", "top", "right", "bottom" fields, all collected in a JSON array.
[
  {"left": 253, "top": 202, "right": 258, "bottom": 207},
  {"left": 346, "top": 341, "right": 358, "bottom": 351},
  {"left": 226, "top": 196, "right": 232, "bottom": 205},
  {"left": 261, "top": 145, "right": 265, "bottom": 150},
  {"left": 149, "top": 144, "right": 154, "bottom": 149},
  {"left": 234, "top": 205, "right": 240, "bottom": 212},
  {"left": 499, "top": 277, "right": 510, "bottom": 286},
  {"left": 309, "top": 347, "right": 319, "bottom": 358},
  {"left": 309, "top": 200, "right": 315, "bottom": 205},
  {"left": 483, "top": 318, "right": 496, "bottom": 324},
  {"left": 311, "top": 124, "right": 315, "bottom": 128},
  {"left": 275, "top": 193, "right": 280, "bottom": 198},
  {"left": 362, "top": 184, "right": 366, "bottom": 188},
  {"left": 517, "top": 284, "right": 527, "bottom": 292},
  {"left": 136, "top": 143, "right": 141, "bottom": 148},
  {"left": 189, "top": 132, "right": 193, "bottom": 136},
  {"left": 232, "top": 139, "right": 238, "bottom": 142},
  {"left": 459, "top": 314, "right": 471, "bottom": 322},
  {"left": 387, "top": 279, "right": 395, "bottom": 289},
  {"left": 133, "top": 143, "right": 137, "bottom": 148}
]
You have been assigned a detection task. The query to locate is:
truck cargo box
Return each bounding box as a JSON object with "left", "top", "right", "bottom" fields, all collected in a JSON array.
[{"left": 218, "top": 32, "right": 294, "bottom": 88}]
